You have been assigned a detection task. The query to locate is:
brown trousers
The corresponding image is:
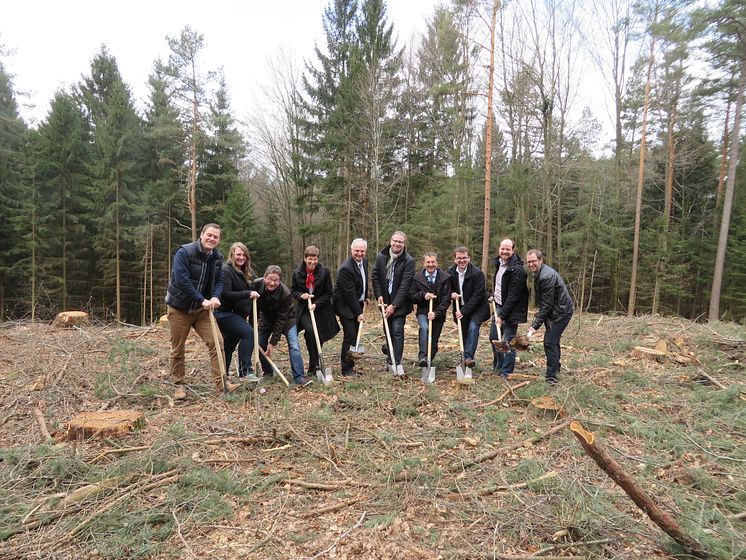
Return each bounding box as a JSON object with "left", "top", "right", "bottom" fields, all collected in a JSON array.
[{"left": 167, "top": 306, "right": 222, "bottom": 390}]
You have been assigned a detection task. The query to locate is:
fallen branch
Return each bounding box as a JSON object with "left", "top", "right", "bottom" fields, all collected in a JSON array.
[
  {"left": 474, "top": 471, "right": 558, "bottom": 497},
  {"left": 283, "top": 479, "right": 346, "bottom": 491},
  {"left": 297, "top": 497, "right": 365, "bottom": 519},
  {"left": 450, "top": 418, "right": 573, "bottom": 471},
  {"left": 726, "top": 511, "right": 746, "bottom": 521},
  {"left": 479, "top": 381, "right": 531, "bottom": 408},
  {"left": 32, "top": 407, "right": 53, "bottom": 442},
  {"left": 695, "top": 369, "right": 746, "bottom": 402},
  {"left": 447, "top": 551, "right": 587, "bottom": 559},
  {"left": 569, "top": 420, "right": 709, "bottom": 559},
  {"left": 89, "top": 445, "right": 151, "bottom": 463}
]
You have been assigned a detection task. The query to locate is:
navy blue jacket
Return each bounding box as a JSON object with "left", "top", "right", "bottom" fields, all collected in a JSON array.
[{"left": 165, "top": 240, "right": 224, "bottom": 312}]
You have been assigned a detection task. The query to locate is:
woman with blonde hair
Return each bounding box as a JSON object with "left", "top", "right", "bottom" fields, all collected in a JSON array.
[{"left": 216, "top": 242, "right": 259, "bottom": 381}]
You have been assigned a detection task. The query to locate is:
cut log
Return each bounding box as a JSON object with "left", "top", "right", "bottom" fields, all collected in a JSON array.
[
  {"left": 66, "top": 410, "right": 145, "bottom": 441},
  {"left": 654, "top": 339, "right": 668, "bottom": 354},
  {"left": 569, "top": 420, "right": 709, "bottom": 559},
  {"left": 631, "top": 346, "right": 666, "bottom": 363},
  {"left": 52, "top": 310, "right": 90, "bottom": 328}
]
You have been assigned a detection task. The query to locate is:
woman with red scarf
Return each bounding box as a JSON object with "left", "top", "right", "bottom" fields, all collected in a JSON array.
[{"left": 291, "top": 246, "right": 340, "bottom": 379}]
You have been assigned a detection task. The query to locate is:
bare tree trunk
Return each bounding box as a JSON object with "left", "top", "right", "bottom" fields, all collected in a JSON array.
[
  {"left": 628, "top": 4, "right": 658, "bottom": 317},
  {"left": 709, "top": 63, "right": 746, "bottom": 322},
  {"left": 115, "top": 173, "right": 121, "bottom": 322},
  {"left": 481, "top": 1, "right": 500, "bottom": 273},
  {"left": 716, "top": 77, "right": 733, "bottom": 210}
]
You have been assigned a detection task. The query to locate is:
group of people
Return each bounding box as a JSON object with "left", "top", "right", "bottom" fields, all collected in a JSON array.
[{"left": 165, "top": 224, "right": 574, "bottom": 399}]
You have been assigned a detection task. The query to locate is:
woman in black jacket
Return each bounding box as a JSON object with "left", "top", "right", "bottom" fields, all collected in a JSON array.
[
  {"left": 216, "top": 242, "right": 258, "bottom": 380},
  {"left": 291, "top": 246, "right": 340, "bottom": 381}
]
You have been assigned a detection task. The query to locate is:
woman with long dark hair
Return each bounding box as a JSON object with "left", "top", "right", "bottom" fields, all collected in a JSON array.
[{"left": 216, "top": 242, "right": 259, "bottom": 381}]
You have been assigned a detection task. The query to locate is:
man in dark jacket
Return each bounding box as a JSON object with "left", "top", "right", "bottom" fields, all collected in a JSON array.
[
  {"left": 256, "top": 265, "right": 311, "bottom": 387},
  {"left": 410, "top": 252, "right": 451, "bottom": 368},
  {"left": 526, "top": 249, "right": 574, "bottom": 385},
  {"left": 166, "top": 223, "right": 239, "bottom": 398},
  {"left": 447, "top": 246, "right": 490, "bottom": 368},
  {"left": 489, "top": 238, "right": 529, "bottom": 378},
  {"left": 371, "top": 231, "right": 415, "bottom": 376},
  {"left": 292, "top": 245, "right": 339, "bottom": 382},
  {"left": 334, "top": 238, "right": 369, "bottom": 377}
]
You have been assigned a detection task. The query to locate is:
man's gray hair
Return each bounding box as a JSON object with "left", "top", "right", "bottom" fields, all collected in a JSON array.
[{"left": 351, "top": 238, "right": 368, "bottom": 250}]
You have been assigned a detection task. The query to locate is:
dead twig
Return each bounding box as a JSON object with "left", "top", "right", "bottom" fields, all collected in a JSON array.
[
  {"left": 479, "top": 381, "right": 531, "bottom": 408},
  {"left": 297, "top": 496, "right": 365, "bottom": 519},
  {"left": 474, "top": 470, "right": 558, "bottom": 497},
  {"left": 301, "top": 511, "right": 367, "bottom": 560},
  {"left": 450, "top": 418, "right": 573, "bottom": 471}
]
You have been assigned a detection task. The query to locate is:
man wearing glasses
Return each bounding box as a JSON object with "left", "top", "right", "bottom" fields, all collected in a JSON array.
[{"left": 526, "top": 249, "right": 573, "bottom": 385}]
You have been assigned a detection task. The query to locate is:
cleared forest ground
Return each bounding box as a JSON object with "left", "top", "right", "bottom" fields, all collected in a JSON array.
[{"left": 0, "top": 311, "right": 744, "bottom": 559}]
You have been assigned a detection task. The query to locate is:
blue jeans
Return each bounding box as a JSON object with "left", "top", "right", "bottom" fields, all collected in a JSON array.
[
  {"left": 417, "top": 314, "right": 444, "bottom": 362},
  {"left": 544, "top": 313, "right": 572, "bottom": 379},
  {"left": 259, "top": 324, "right": 305, "bottom": 384},
  {"left": 215, "top": 310, "right": 254, "bottom": 377},
  {"left": 489, "top": 311, "right": 517, "bottom": 376},
  {"left": 459, "top": 318, "right": 481, "bottom": 361},
  {"left": 384, "top": 315, "right": 406, "bottom": 366}
]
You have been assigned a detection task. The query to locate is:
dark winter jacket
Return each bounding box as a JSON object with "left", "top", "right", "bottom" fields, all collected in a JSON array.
[
  {"left": 491, "top": 253, "right": 529, "bottom": 325},
  {"left": 446, "top": 262, "right": 490, "bottom": 324},
  {"left": 255, "top": 279, "right": 295, "bottom": 346},
  {"left": 165, "top": 240, "right": 224, "bottom": 313},
  {"left": 410, "top": 269, "right": 452, "bottom": 322},
  {"left": 531, "top": 263, "right": 573, "bottom": 330},
  {"left": 291, "top": 262, "right": 340, "bottom": 342},
  {"left": 371, "top": 245, "right": 415, "bottom": 317},
  {"left": 333, "top": 256, "right": 368, "bottom": 320},
  {"left": 219, "top": 263, "right": 255, "bottom": 318}
]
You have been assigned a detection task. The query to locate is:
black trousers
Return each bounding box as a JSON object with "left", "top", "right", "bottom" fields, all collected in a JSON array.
[{"left": 339, "top": 315, "right": 359, "bottom": 372}]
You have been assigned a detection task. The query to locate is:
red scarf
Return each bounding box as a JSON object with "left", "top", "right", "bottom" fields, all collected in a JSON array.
[{"left": 306, "top": 271, "right": 315, "bottom": 292}]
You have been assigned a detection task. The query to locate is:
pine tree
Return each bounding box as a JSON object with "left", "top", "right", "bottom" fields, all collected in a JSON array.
[
  {"left": 78, "top": 47, "right": 145, "bottom": 322},
  {"left": 0, "top": 59, "right": 27, "bottom": 318}
]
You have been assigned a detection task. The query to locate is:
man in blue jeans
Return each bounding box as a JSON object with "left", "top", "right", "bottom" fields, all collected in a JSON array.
[
  {"left": 489, "top": 238, "right": 529, "bottom": 379},
  {"left": 526, "top": 249, "right": 574, "bottom": 385},
  {"left": 447, "top": 247, "right": 489, "bottom": 369},
  {"left": 255, "top": 265, "right": 311, "bottom": 387}
]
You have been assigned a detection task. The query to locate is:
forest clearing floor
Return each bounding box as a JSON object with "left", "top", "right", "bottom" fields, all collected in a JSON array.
[{"left": 0, "top": 310, "right": 745, "bottom": 559}]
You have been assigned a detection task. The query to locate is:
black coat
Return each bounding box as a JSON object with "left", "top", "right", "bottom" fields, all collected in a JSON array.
[
  {"left": 333, "top": 256, "right": 369, "bottom": 320},
  {"left": 219, "top": 263, "right": 254, "bottom": 318},
  {"left": 491, "top": 253, "right": 529, "bottom": 325},
  {"left": 447, "top": 262, "right": 490, "bottom": 324},
  {"left": 255, "top": 280, "right": 295, "bottom": 345},
  {"left": 410, "top": 269, "right": 452, "bottom": 322},
  {"left": 531, "top": 263, "right": 573, "bottom": 330},
  {"left": 371, "top": 245, "right": 415, "bottom": 317},
  {"left": 291, "top": 262, "right": 340, "bottom": 342}
]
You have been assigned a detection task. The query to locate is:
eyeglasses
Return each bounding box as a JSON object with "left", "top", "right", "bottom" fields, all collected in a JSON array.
[{"left": 526, "top": 260, "right": 539, "bottom": 264}]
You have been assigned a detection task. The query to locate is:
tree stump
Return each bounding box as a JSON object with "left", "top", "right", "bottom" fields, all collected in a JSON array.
[
  {"left": 530, "top": 396, "right": 565, "bottom": 419},
  {"left": 53, "top": 311, "right": 90, "bottom": 328},
  {"left": 631, "top": 346, "right": 666, "bottom": 363},
  {"left": 67, "top": 410, "right": 145, "bottom": 440}
]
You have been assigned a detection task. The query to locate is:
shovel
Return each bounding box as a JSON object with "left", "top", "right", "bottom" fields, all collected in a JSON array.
[
  {"left": 489, "top": 299, "right": 511, "bottom": 354},
  {"left": 208, "top": 309, "right": 228, "bottom": 394},
  {"left": 308, "top": 298, "right": 332, "bottom": 384},
  {"left": 348, "top": 305, "right": 366, "bottom": 359},
  {"left": 257, "top": 346, "right": 290, "bottom": 387},
  {"left": 454, "top": 299, "right": 473, "bottom": 384},
  {"left": 421, "top": 298, "right": 436, "bottom": 384},
  {"left": 379, "top": 303, "right": 399, "bottom": 375},
  {"left": 252, "top": 298, "right": 262, "bottom": 380}
]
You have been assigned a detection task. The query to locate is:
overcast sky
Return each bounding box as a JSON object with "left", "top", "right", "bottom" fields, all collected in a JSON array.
[{"left": 2, "top": 0, "right": 440, "bottom": 126}]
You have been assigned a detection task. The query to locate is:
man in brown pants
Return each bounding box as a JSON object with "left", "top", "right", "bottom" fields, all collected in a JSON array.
[{"left": 165, "top": 223, "right": 239, "bottom": 398}]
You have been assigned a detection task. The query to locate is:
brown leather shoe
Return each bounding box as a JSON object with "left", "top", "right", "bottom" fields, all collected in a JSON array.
[
  {"left": 174, "top": 386, "right": 187, "bottom": 400},
  {"left": 219, "top": 381, "right": 241, "bottom": 394}
]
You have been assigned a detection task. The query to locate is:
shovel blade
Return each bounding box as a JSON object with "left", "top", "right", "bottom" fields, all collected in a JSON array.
[
  {"left": 349, "top": 345, "right": 365, "bottom": 358},
  {"left": 427, "top": 366, "right": 436, "bottom": 384},
  {"left": 463, "top": 366, "right": 473, "bottom": 380},
  {"left": 456, "top": 365, "right": 464, "bottom": 382},
  {"left": 316, "top": 370, "right": 326, "bottom": 384},
  {"left": 421, "top": 366, "right": 429, "bottom": 382},
  {"left": 323, "top": 367, "right": 333, "bottom": 384}
]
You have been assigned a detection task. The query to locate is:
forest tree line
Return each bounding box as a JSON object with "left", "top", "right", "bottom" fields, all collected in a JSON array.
[{"left": 1, "top": 0, "right": 745, "bottom": 325}]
